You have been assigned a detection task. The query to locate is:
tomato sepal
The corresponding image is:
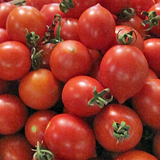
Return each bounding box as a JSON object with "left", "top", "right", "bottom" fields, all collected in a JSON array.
[{"left": 59, "top": 0, "right": 74, "bottom": 13}]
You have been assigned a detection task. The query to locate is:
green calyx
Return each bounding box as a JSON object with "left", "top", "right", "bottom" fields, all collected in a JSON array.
[
  {"left": 32, "top": 141, "right": 54, "bottom": 160},
  {"left": 60, "top": 0, "right": 74, "bottom": 13},
  {"left": 117, "top": 8, "right": 135, "bottom": 21},
  {"left": 88, "top": 87, "right": 113, "bottom": 108},
  {"left": 116, "top": 28, "right": 137, "bottom": 45},
  {"left": 112, "top": 121, "right": 130, "bottom": 143},
  {"left": 142, "top": 11, "right": 160, "bottom": 31}
]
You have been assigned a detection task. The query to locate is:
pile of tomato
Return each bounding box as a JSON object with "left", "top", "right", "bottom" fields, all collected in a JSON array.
[{"left": 1, "top": 0, "right": 160, "bottom": 159}]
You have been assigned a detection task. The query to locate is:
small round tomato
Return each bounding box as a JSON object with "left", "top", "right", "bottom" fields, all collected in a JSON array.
[
  {"left": 25, "top": 110, "right": 57, "bottom": 148},
  {"left": 19, "top": 68, "right": 61, "bottom": 110},
  {"left": 0, "top": 41, "right": 31, "bottom": 81},
  {"left": 44, "top": 113, "right": 96, "bottom": 160},
  {"left": 100, "top": 45, "right": 149, "bottom": 104},
  {"left": 0, "top": 94, "right": 28, "bottom": 135},
  {"left": 114, "top": 150, "right": 158, "bottom": 160},
  {"left": 0, "top": 133, "right": 33, "bottom": 160},
  {"left": 78, "top": 3, "right": 115, "bottom": 50},
  {"left": 0, "top": 28, "right": 10, "bottom": 43},
  {"left": 50, "top": 40, "right": 92, "bottom": 82},
  {"left": 93, "top": 103, "right": 143, "bottom": 152},
  {"left": 6, "top": 5, "right": 47, "bottom": 44}
]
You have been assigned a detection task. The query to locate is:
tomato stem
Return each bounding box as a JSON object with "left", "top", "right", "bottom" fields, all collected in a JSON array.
[
  {"left": 142, "top": 11, "right": 160, "bottom": 31},
  {"left": 117, "top": 8, "right": 135, "bottom": 21},
  {"left": 32, "top": 141, "right": 54, "bottom": 160},
  {"left": 59, "top": 0, "right": 74, "bottom": 13},
  {"left": 112, "top": 121, "right": 130, "bottom": 143},
  {"left": 88, "top": 87, "right": 113, "bottom": 108}
]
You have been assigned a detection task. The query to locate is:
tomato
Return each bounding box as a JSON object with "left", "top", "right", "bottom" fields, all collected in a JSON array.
[
  {"left": 62, "top": 75, "right": 111, "bottom": 117},
  {"left": 100, "top": 0, "right": 131, "bottom": 15},
  {"left": 26, "top": 0, "right": 62, "bottom": 10},
  {"left": 40, "top": 3, "right": 66, "bottom": 27},
  {"left": 44, "top": 113, "right": 96, "bottom": 160},
  {"left": 153, "top": 131, "right": 160, "bottom": 159},
  {"left": 50, "top": 40, "right": 92, "bottom": 82},
  {"left": 0, "top": 133, "right": 33, "bottom": 160},
  {"left": 0, "top": 28, "right": 9, "bottom": 43},
  {"left": 19, "top": 68, "right": 61, "bottom": 110},
  {"left": 93, "top": 103, "right": 143, "bottom": 152},
  {"left": 0, "top": 41, "right": 31, "bottom": 81},
  {"left": 130, "top": 0, "right": 155, "bottom": 20},
  {"left": 60, "top": 0, "right": 100, "bottom": 19},
  {"left": 0, "top": 94, "right": 28, "bottom": 135},
  {"left": 25, "top": 110, "right": 57, "bottom": 148},
  {"left": 100, "top": 45, "right": 149, "bottom": 104},
  {"left": 114, "top": 150, "right": 158, "bottom": 160},
  {"left": 143, "top": 38, "right": 160, "bottom": 78},
  {"left": 6, "top": 5, "right": 47, "bottom": 44},
  {"left": 0, "top": 2, "right": 16, "bottom": 29},
  {"left": 132, "top": 79, "right": 160, "bottom": 129},
  {"left": 54, "top": 18, "right": 80, "bottom": 41},
  {"left": 78, "top": 3, "right": 115, "bottom": 50},
  {"left": 147, "top": 69, "right": 158, "bottom": 79}
]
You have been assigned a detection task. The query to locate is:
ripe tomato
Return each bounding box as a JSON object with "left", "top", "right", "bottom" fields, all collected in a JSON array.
[
  {"left": 78, "top": 3, "right": 115, "bottom": 50},
  {"left": 44, "top": 113, "right": 96, "bottom": 160},
  {"left": 25, "top": 110, "right": 57, "bottom": 148},
  {"left": 93, "top": 103, "right": 143, "bottom": 152},
  {"left": 0, "top": 133, "right": 33, "bottom": 160},
  {"left": 62, "top": 75, "right": 110, "bottom": 117},
  {"left": 6, "top": 5, "right": 47, "bottom": 44},
  {"left": 0, "top": 41, "right": 31, "bottom": 81},
  {"left": 0, "top": 28, "right": 9, "bottom": 43},
  {"left": 143, "top": 38, "right": 160, "bottom": 77},
  {"left": 19, "top": 68, "right": 61, "bottom": 110},
  {"left": 50, "top": 40, "right": 92, "bottom": 82},
  {"left": 100, "top": 45, "right": 149, "bottom": 104},
  {"left": 0, "top": 2, "right": 16, "bottom": 29},
  {"left": 114, "top": 150, "right": 158, "bottom": 160},
  {"left": 0, "top": 94, "right": 28, "bottom": 135},
  {"left": 132, "top": 79, "right": 160, "bottom": 129}
]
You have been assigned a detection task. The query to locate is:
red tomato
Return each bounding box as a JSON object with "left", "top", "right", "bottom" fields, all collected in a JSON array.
[
  {"left": 54, "top": 18, "right": 80, "bottom": 41},
  {"left": 132, "top": 79, "right": 160, "bottom": 129},
  {"left": 26, "top": 0, "right": 62, "bottom": 10},
  {"left": 93, "top": 104, "right": 143, "bottom": 152},
  {"left": 40, "top": 3, "right": 66, "bottom": 27},
  {"left": 0, "top": 2, "right": 16, "bottom": 29},
  {"left": 25, "top": 110, "right": 57, "bottom": 148},
  {"left": 0, "top": 94, "right": 28, "bottom": 135},
  {"left": 78, "top": 3, "right": 115, "bottom": 50},
  {"left": 44, "top": 113, "right": 96, "bottom": 160},
  {"left": 0, "top": 28, "right": 10, "bottom": 43},
  {"left": 143, "top": 38, "right": 160, "bottom": 78},
  {"left": 114, "top": 150, "right": 158, "bottom": 160},
  {"left": 0, "top": 41, "right": 31, "bottom": 81},
  {"left": 50, "top": 40, "right": 92, "bottom": 82},
  {"left": 6, "top": 5, "right": 47, "bottom": 44},
  {"left": 100, "top": 45, "right": 149, "bottom": 104},
  {"left": 62, "top": 75, "right": 109, "bottom": 117},
  {"left": 19, "top": 68, "right": 61, "bottom": 110},
  {"left": 0, "top": 133, "right": 33, "bottom": 160}
]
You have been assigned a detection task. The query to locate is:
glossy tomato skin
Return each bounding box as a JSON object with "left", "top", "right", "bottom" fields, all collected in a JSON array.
[
  {"left": 143, "top": 38, "right": 160, "bottom": 77},
  {"left": 50, "top": 40, "right": 92, "bottom": 82},
  {"left": 132, "top": 79, "right": 160, "bottom": 129},
  {"left": 0, "top": 28, "right": 9, "bottom": 43},
  {"left": 0, "top": 94, "right": 28, "bottom": 135},
  {"left": 100, "top": 45, "right": 149, "bottom": 104},
  {"left": 0, "top": 133, "right": 33, "bottom": 160},
  {"left": 44, "top": 113, "right": 96, "bottom": 160},
  {"left": 114, "top": 150, "right": 158, "bottom": 160},
  {"left": 78, "top": 3, "right": 115, "bottom": 50},
  {"left": 25, "top": 110, "right": 57, "bottom": 148},
  {"left": 93, "top": 104, "right": 143, "bottom": 152},
  {"left": 0, "top": 2, "right": 16, "bottom": 29},
  {"left": 6, "top": 6, "right": 47, "bottom": 44},
  {"left": 0, "top": 41, "right": 31, "bottom": 81},
  {"left": 19, "top": 68, "right": 61, "bottom": 110},
  {"left": 62, "top": 75, "right": 105, "bottom": 117}
]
